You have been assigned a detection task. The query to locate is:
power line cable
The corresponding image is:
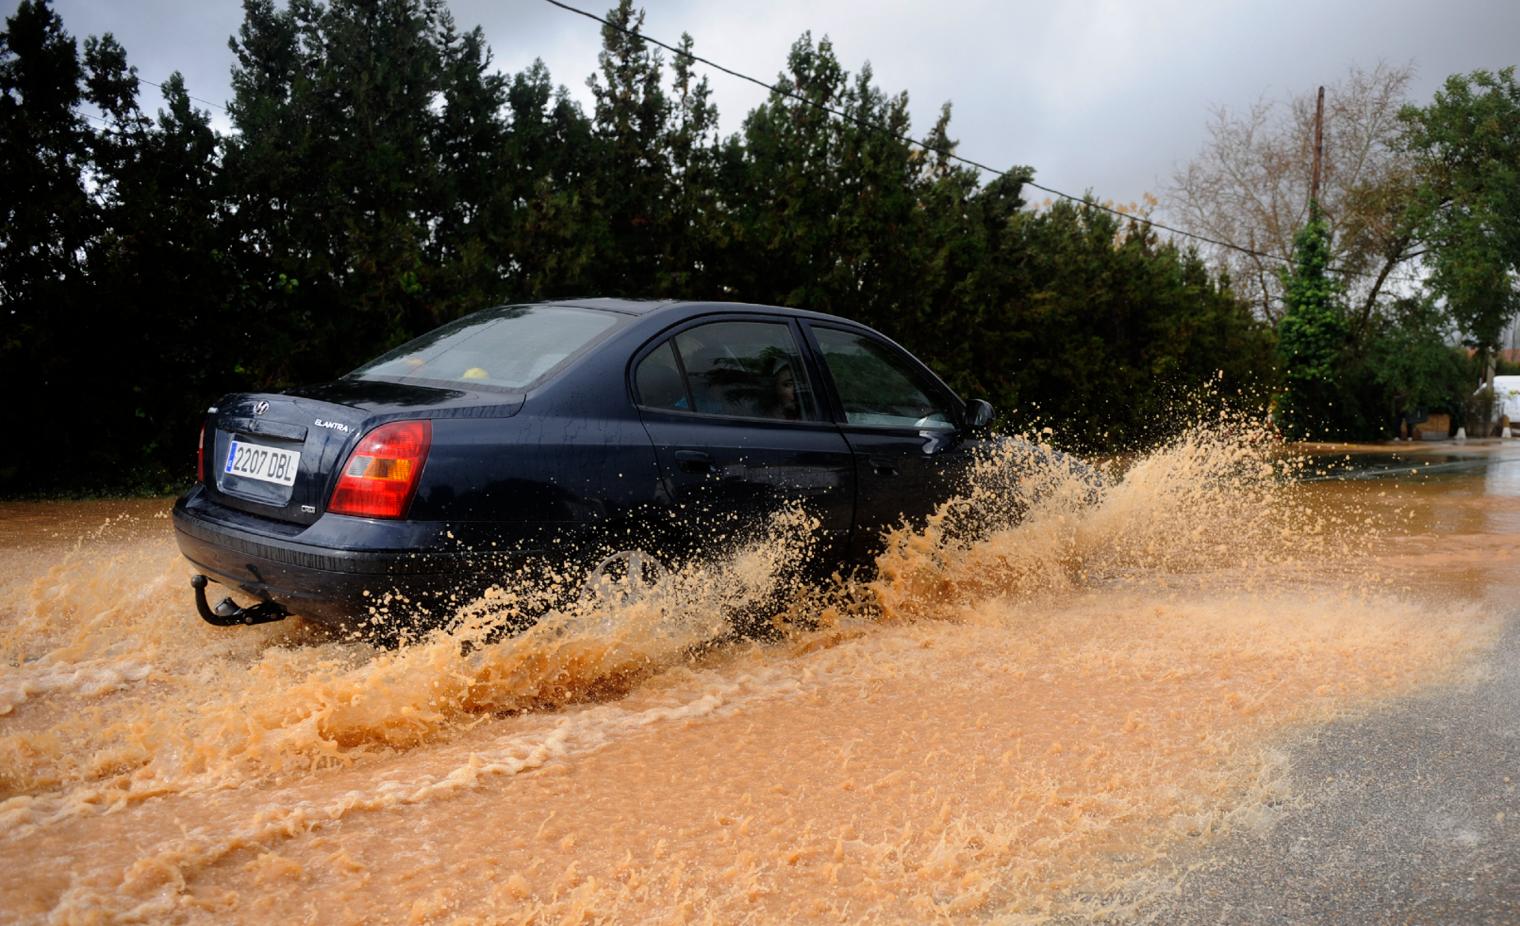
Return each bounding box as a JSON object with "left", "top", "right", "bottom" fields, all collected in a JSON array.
[
  {"left": 543, "top": 0, "right": 1430, "bottom": 287},
  {"left": 85, "top": 1, "right": 1431, "bottom": 288},
  {"left": 138, "top": 76, "right": 228, "bottom": 114},
  {"left": 541, "top": 0, "right": 1295, "bottom": 264}
]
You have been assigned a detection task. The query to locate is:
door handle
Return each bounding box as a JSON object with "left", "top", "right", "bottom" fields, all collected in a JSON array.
[
  {"left": 674, "top": 450, "right": 714, "bottom": 473},
  {"left": 867, "top": 456, "right": 899, "bottom": 477}
]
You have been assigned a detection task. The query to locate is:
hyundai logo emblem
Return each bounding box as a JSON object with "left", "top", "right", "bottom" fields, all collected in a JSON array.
[{"left": 253, "top": 401, "right": 270, "bottom": 416}]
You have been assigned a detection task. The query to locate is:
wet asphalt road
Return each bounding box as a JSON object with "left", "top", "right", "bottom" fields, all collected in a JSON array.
[{"left": 1129, "top": 612, "right": 1520, "bottom": 925}]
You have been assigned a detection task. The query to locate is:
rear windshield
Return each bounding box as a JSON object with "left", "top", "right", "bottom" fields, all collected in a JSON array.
[{"left": 351, "top": 305, "right": 622, "bottom": 391}]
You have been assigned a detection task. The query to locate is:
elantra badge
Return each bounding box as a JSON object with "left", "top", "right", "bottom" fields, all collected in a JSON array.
[{"left": 253, "top": 401, "right": 270, "bottom": 416}]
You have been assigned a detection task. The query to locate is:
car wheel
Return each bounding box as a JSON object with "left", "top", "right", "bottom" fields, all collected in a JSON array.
[{"left": 579, "top": 548, "right": 669, "bottom": 607}]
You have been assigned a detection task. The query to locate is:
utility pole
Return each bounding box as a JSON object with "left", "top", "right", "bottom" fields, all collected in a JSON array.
[{"left": 1310, "top": 85, "right": 1325, "bottom": 209}]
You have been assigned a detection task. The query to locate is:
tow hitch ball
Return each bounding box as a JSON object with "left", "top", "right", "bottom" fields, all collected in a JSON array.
[{"left": 190, "top": 575, "right": 289, "bottom": 627}]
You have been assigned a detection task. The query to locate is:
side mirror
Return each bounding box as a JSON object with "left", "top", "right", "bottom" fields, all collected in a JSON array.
[{"left": 965, "top": 399, "right": 995, "bottom": 431}]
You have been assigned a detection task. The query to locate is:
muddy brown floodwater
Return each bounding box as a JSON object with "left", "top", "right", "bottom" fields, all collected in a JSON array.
[{"left": 1, "top": 426, "right": 1514, "bottom": 924}]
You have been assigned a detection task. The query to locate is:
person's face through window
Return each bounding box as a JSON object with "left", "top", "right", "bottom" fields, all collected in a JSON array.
[{"left": 774, "top": 366, "right": 799, "bottom": 419}]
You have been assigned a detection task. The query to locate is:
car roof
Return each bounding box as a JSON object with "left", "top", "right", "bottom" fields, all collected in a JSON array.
[
  {"left": 541, "top": 297, "right": 866, "bottom": 326},
  {"left": 542, "top": 297, "right": 678, "bottom": 315}
]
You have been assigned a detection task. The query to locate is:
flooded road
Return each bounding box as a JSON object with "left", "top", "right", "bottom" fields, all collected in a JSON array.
[{"left": 1, "top": 428, "right": 1515, "bottom": 923}]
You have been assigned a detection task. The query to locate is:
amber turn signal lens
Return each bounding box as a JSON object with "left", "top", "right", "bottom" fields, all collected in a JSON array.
[{"left": 328, "top": 420, "right": 431, "bottom": 519}]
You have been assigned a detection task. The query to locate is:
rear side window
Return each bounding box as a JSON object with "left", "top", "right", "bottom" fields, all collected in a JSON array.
[
  {"left": 634, "top": 341, "right": 690, "bottom": 410},
  {"left": 634, "top": 320, "right": 819, "bottom": 422},
  {"left": 812, "top": 327, "right": 956, "bottom": 430},
  {"left": 353, "top": 305, "right": 621, "bottom": 391}
]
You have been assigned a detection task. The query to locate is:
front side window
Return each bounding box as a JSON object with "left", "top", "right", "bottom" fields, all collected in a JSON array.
[
  {"left": 635, "top": 320, "right": 819, "bottom": 422},
  {"left": 811, "top": 327, "right": 956, "bottom": 430},
  {"left": 353, "top": 305, "right": 621, "bottom": 391}
]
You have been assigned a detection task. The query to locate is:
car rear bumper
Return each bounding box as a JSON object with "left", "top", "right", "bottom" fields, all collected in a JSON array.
[{"left": 172, "top": 488, "right": 517, "bottom": 630}]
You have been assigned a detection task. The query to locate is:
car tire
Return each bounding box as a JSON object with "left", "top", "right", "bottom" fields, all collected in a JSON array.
[{"left": 579, "top": 548, "right": 669, "bottom": 607}]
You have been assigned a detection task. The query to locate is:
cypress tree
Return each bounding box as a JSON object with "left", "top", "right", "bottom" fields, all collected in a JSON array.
[{"left": 1275, "top": 206, "right": 1351, "bottom": 439}]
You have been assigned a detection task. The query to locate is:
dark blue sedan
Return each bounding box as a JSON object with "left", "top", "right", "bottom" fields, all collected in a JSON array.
[{"left": 173, "top": 299, "right": 995, "bottom": 634}]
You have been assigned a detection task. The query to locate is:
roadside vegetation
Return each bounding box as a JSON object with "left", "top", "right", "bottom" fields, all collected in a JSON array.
[
  {"left": 0, "top": 0, "right": 1515, "bottom": 491},
  {"left": 1173, "top": 63, "right": 1520, "bottom": 440}
]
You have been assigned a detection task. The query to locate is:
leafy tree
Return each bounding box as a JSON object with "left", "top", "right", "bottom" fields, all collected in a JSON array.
[
  {"left": 500, "top": 59, "right": 598, "bottom": 298},
  {"left": 0, "top": 1, "right": 214, "bottom": 487},
  {"left": 658, "top": 33, "right": 721, "bottom": 296},
  {"left": 1170, "top": 63, "right": 1420, "bottom": 327},
  {"left": 429, "top": 19, "right": 510, "bottom": 314},
  {"left": 990, "top": 199, "right": 1273, "bottom": 446},
  {"left": 1399, "top": 67, "right": 1520, "bottom": 395},
  {"left": 1365, "top": 295, "right": 1468, "bottom": 428},
  {"left": 586, "top": 0, "right": 670, "bottom": 295},
  {"left": 0, "top": 0, "right": 92, "bottom": 308},
  {"left": 0, "top": 0, "right": 1287, "bottom": 491},
  {"left": 0, "top": 0, "right": 95, "bottom": 484},
  {"left": 82, "top": 73, "right": 231, "bottom": 481},
  {"left": 1275, "top": 208, "right": 1353, "bottom": 438},
  {"left": 897, "top": 105, "right": 1001, "bottom": 398},
  {"left": 221, "top": 0, "right": 455, "bottom": 388},
  {"left": 726, "top": 33, "right": 852, "bottom": 311}
]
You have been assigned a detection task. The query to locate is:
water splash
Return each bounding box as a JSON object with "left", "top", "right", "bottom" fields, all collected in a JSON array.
[{"left": 0, "top": 418, "right": 1501, "bottom": 923}]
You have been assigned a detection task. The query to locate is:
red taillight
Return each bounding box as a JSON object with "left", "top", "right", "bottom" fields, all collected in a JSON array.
[
  {"left": 328, "top": 420, "right": 431, "bottom": 519},
  {"left": 197, "top": 422, "right": 206, "bottom": 483}
]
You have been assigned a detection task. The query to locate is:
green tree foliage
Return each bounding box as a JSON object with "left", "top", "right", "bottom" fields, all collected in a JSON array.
[
  {"left": 1365, "top": 296, "right": 1469, "bottom": 426},
  {"left": 586, "top": 0, "right": 670, "bottom": 294},
  {"left": 658, "top": 32, "right": 721, "bottom": 295},
  {"left": 0, "top": 0, "right": 91, "bottom": 309},
  {"left": 496, "top": 59, "right": 597, "bottom": 299},
  {"left": 1399, "top": 67, "right": 1520, "bottom": 387},
  {"left": 724, "top": 33, "right": 856, "bottom": 311},
  {"left": 1275, "top": 209, "right": 1354, "bottom": 439},
  {"left": 0, "top": 0, "right": 1283, "bottom": 492},
  {"left": 0, "top": 0, "right": 91, "bottom": 485},
  {"left": 222, "top": 0, "right": 458, "bottom": 384},
  {"left": 998, "top": 201, "right": 1274, "bottom": 443},
  {"left": 0, "top": 2, "right": 232, "bottom": 486},
  {"left": 1273, "top": 208, "right": 1475, "bottom": 441},
  {"left": 430, "top": 19, "right": 512, "bottom": 310},
  {"left": 82, "top": 71, "right": 232, "bottom": 478}
]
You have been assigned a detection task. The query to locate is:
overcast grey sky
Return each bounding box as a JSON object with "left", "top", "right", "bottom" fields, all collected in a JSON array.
[{"left": 46, "top": 0, "right": 1520, "bottom": 214}]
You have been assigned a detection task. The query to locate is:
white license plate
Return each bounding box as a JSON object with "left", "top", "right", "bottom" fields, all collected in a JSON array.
[{"left": 224, "top": 439, "right": 300, "bottom": 487}]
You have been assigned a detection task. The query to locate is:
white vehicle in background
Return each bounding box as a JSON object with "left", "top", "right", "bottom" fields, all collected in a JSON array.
[{"left": 1477, "top": 376, "right": 1520, "bottom": 436}]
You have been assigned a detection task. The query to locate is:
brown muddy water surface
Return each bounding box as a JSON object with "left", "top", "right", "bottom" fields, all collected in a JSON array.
[{"left": 1, "top": 430, "right": 1515, "bottom": 924}]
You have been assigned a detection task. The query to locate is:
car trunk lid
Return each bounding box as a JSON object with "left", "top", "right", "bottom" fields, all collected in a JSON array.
[{"left": 202, "top": 380, "right": 523, "bottom": 527}]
